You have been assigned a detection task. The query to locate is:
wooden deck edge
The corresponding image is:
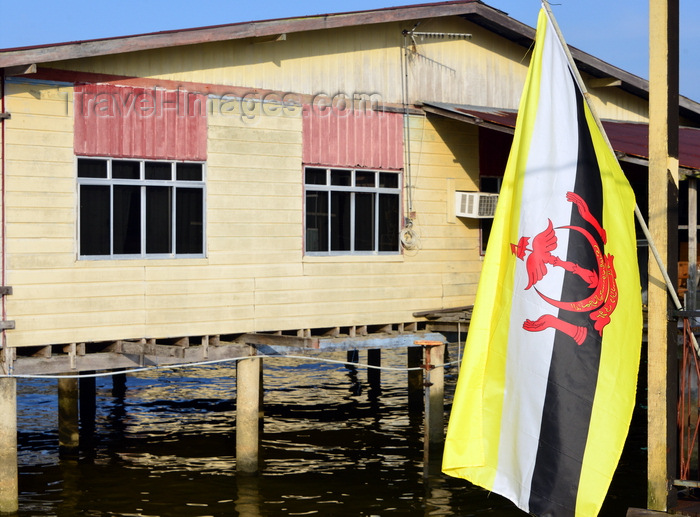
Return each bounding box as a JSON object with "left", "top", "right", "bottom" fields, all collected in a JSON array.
[{"left": 3, "top": 321, "right": 447, "bottom": 376}]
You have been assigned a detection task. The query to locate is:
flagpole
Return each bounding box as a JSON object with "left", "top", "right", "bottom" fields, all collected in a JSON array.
[{"left": 541, "top": 1, "right": 684, "bottom": 313}]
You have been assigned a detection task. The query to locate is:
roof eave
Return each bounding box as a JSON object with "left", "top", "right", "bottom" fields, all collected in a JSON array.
[
  {"left": 3, "top": 0, "right": 698, "bottom": 119},
  {"left": 460, "top": 7, "right": 700, "bottom": 121},
  {"left": 0, "top": 1, "right": 484, "bottom": 69}
]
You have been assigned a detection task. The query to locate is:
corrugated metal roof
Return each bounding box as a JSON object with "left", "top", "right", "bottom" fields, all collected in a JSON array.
[{"left": 423, "top": 101, "right": 700, "bottom": 172}]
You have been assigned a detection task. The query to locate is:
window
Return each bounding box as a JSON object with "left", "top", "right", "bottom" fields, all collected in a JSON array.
[
  {"left": 479, "top": 176, "right": 502, "bottom": 255},
  {"left": 304, "top": 167, "right": 401, "bottom": 254},
  {"left": 78, "top": 157, "right": 205, "bottom": 258}
]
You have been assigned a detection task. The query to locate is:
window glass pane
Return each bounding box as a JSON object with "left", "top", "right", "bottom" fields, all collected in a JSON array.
[
  {"left": 378, "top": 194, "right": 400, "bottom": 252},
  {"left": 480, "top": 176, "right": 500, "bottom": 193},
  {"left": 176, "top": 188, "right": 204, "bottom": 254},
  {"left": 354, "top": 193, "right": 375, "bottom": 251},
  {"left": 146, "top": 186, "right": 172, "bottom": 254},
  {"left": 331, "top": 169, "right": 351, "bottom": 186},
  {"left": 330, "top": 191, "right": 351, "bottom": 251},
  {"left": 177, "top": 163, "right": 203, "bottom": 181},
  {"left": 145, "top": 162, "right": 172, "bottom": 181},
  {"left": 78, "top": 158, "right": 107, "bottom": 178},
  {"left": 305, "top": 191, "right": 328, "bottom": 252},
  {"left": 79, "top": 185, "right": 110, "bottom": 255},
  {"left": 379, "top": 172, "right": 399, "bottom": 189},
  {"left": 112, "top": 160, "right": 140, "bottom": 179},
  {"left": 113, "top": 185, "right": 141, "bottom": 254},
  {"left": 480, "top": 177, "right": 501, "bottom": 254},
  {"left": 356, "top": 170, "right": 375, "bottom": 187},
  {"left": 305, "top": 168, "right": 327, "bottom": 185}
]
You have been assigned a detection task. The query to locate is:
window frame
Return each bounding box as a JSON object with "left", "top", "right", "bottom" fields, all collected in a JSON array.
[
  {"left": 303, "top": 166, "right": 402, "bottom": 256},
  {"left": 77, "top": 156, "right": 206, "bottom": 260}
]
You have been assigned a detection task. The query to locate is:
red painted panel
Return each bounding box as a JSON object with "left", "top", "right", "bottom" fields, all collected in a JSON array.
[
  {"left": 74, "top": 84, "right": 207, "bottom": 161},
  {"left": 302, "top": 107, "right": 403, "bottom": 170}
]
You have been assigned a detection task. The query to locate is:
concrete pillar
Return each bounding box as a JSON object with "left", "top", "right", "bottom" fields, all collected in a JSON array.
[
  {"left": 0, "top": 377, "right": 17, "bottom": 514},
  {"left": 237, "top": 349, "right": 262, "bottom": 475},
  {"left": 58, "top": 377, "right": 79, "bottom": 458}
]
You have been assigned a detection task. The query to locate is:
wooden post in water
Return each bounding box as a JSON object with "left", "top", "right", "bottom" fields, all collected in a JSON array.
[
  {"left": 58, "top": 377, "right": 80, "bottom": 458},
  {"left": 647, "top": 0, "right": 679, "bottom": 511},
  {"left": 407, "top": 346, "right": 423, "bottom": 412},
  {"left": 237, "top": 347, "right": 261, "bottom": 475},
  {"left": 80, "top": 374, "right": 97, "bottom": 457},
  {"left": 112, "top": 371, "right": 127, "bottom": 398},
  {"left": 420, "top": 341, "right": 445, "bottom": 476},
  {"left": 368, "top": 349, "right": 381, "bottom": 391},
  {"left": 0, "top": 377, "right": 17, "bottom": 514}
]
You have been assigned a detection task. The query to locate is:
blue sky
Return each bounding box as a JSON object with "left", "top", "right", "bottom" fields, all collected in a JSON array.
[{"left": 1, "top": 0, "right": 698, "bottom": 101}]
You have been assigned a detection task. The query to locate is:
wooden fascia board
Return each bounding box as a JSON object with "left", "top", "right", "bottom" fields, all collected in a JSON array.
[
  {"left": 0, "top": 3, "right": 482, "bottom": 69},
  {"left": 422, "top": 104, "right": 515, "bottom": 134}
]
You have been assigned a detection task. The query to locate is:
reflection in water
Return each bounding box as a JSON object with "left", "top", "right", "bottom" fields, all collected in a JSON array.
[{"left": 14, "top": 345, "right": 646, "bottom": 516}]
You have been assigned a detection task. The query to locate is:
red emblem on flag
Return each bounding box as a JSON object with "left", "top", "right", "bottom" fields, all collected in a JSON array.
[{"left": 511, "top": 192, "right": 618, "bottom": 345}]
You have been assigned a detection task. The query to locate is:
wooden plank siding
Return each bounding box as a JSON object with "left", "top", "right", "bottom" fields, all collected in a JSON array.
[
  {"left": 2, "top": 75, "right": 481, "bottom": 347},
  {"left": 46, "top": 16, "right": 650, "bottom": 122},
  {"left": 0, "top": 9, "right": 657, "bottom": 349}
]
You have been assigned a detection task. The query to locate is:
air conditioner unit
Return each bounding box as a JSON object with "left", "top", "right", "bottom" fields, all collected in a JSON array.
[{"left": 455, "top": 191, "right": 498, "bottom": 218}]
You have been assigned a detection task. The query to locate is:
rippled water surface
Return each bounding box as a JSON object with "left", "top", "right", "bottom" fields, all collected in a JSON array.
[{"left": 15, "top": 344, "right": 647, "bottom": 516}]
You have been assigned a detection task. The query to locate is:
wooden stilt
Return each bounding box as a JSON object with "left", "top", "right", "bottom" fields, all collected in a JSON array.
[
  {"left": 58, "top": 377, "right": 79, "bottom": 458},
  {"left": 368, "top": 349, "right": 381, "bottom": 391},
  {"left": 80, "top": 374, "right": 97, "bottom": 457},
  {"left": 420, "top": 341, "right": 445, "bottom": 476},
  {"left": 112, "top": 371, "right": 126, "bottom": 398},
  {"left": 648, "top": 0, "right": 679, "bottom": 511},
  {"left": 237, "top": 348, "right": 261, "bottom": 475},
  {"left": 424, "top": 343, "right": 445, "bottom": 451},
  {"left": 407, "top": 346, "right": 423, "bottom": 412},
  {"left": 0, "top": 377, "right": 17, "bottom": 514},
  {"left": 346, "top": 349, "right": 359, "bottom": 365}
]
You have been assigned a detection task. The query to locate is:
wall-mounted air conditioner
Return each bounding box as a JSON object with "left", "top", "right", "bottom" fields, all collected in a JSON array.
[{"left": 455, "top": 191, "right": 498, "bottom": 218}]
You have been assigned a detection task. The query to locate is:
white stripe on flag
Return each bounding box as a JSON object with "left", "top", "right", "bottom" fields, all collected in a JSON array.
[{"left": 492, "top": 14, "right": 581, "bottom": 509}]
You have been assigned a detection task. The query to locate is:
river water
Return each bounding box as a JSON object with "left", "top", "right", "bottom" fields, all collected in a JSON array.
[{"left": 14, "top": 343, "right": 647, "bottom": 516}]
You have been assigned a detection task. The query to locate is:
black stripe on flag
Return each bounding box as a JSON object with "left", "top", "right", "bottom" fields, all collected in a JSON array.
[{"left": 529, "top": 76, "right": 605, "bottom": 516}]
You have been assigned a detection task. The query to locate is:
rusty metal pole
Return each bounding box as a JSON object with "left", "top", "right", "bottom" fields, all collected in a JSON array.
[
  {"left": 0, "top": 377, "right": 17, "bottom": 514},
  {"left": 647, "top": 0, "right": 679, "bottom": 511}
]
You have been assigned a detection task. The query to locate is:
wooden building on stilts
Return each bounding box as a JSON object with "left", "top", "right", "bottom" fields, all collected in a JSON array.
[{"left": 1, "top": 1, "right": 700, "bottom": 513}]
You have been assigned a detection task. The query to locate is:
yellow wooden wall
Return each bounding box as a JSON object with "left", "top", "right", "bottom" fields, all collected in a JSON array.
[
  {"left": 2, "top": 13, "right": 654, "bottom": 347},
  {"left": 49, "top": 16, "right": 649, "bottom": 123},
  {"left": 2, "top": 81, "right": 480, "bottom": 347}
]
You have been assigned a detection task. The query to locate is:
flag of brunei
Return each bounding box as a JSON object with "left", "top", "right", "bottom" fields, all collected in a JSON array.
[{"left": 442, "top": 7, "right": 643, "bottom": 517}]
